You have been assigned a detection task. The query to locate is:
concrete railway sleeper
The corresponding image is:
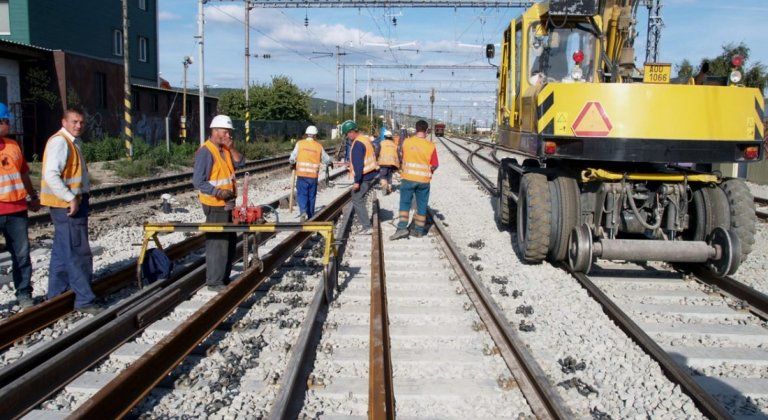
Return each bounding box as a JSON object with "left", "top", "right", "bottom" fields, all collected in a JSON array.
[
  {"left": 299, "top": 197, "right": 572, "bottom": 418},
  {"left": 444, "top": 135, "right": 768, "bottom": 418},
  {"left": 0, "top": 188, "right": 352, "bottom": 418}
]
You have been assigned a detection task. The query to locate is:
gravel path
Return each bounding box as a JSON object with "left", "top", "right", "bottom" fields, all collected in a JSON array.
[{"left": 429, "top": 140, "right": 704, "bottom": 418}]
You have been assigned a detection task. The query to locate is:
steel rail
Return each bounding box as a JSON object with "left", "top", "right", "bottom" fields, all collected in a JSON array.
[
  {"left": 688, "top": 267, "right": 768, "bottom": 320},
  {"left": 0, "top": 168, "right": 346, "bottom": 351},
  {"left": 69, "top": 189, "right": 352, "bottom": 418},
  {"left": 562, "top": 266, "right": 732, "bottom": 419},
  {"left": 437, "top": 137, "right": 497, "bottom": 195},
  {"left": 429, "top": 209, "right": 573, "bottom": 419},
  {"left": 267, "top": 203, "right": 355, "bottom": 420},
  {"left": 369, "top": 200, "right": 395, "bottom": 419}
]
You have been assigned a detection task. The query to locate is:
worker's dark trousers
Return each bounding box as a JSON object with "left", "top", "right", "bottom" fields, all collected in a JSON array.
[
  {"left": 352, "top": 177, "right": 376, "bottom": 230},
  {"left": 48, "top": 195, "right": 96, "bottom": 308},
  {"left": 203, "top": 204, "right": 236, "bottom": 286},
  {"left": 296, "top": 176, "right": 318, "bottom": 218},
  {"left": 0, "top": 210, "right": 32, "bottom": 298}
]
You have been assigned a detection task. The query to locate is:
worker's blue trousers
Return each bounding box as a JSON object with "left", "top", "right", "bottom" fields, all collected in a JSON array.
[
  {"left": 47, "top": 195, "right": 96, "bottom": 308},
  {"left": 296, "top": 176, "right": 318, "bottom": 218}
]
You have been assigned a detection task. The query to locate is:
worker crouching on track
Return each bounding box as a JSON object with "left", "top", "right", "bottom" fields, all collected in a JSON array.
[
  {"left": 289, "top": 125, "right": 332, "bottom": 221},
  {"left": 377, "top": 130, "right": 399, "bottom": 195},
  {"left": 42, "top": 106, "right": 101, "bottom": 314},
  {"left": 342, "top": 120, "right": 379, "bottom": 235},
  {"left": 390, "top": 120, "right": 438, "bottom": 240},
  {"left": 192, "top": 115, "right": 245, "bottom": 291},
  {"left": 0, "top": 103, "right": 40, "bottom": 308}
]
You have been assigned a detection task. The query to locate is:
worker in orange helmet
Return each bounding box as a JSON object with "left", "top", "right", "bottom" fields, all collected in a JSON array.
[
  {"left": 390, "top": 120, "right": 438, "bottom": 240},
  {"left": 377, "top": 130, "right": 399, "bottom": 195}
]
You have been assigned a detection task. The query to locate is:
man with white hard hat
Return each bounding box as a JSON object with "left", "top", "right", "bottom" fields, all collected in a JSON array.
[
  {"left": 192, "top": 115, "right": 244, "bottom": 291},
  {"left": 289, "top": 125, "right": 332, "bottom": 221}
]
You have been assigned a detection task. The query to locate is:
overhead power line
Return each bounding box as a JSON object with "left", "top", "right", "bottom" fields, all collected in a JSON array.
[{"left": 245, "top": 0, "right": 534, "bottom": 8}]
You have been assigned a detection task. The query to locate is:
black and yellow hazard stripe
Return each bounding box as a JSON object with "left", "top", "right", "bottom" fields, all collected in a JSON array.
[
  {"left": 536, "top": 84, "right": 555, "bottom": 135},
  {"left": 754, "top": 95, "right": 765, "bottom": 141}
]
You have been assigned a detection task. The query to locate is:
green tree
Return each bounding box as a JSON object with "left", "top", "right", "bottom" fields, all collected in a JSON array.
[
  {"left": 217, "top": 76, "right": 313, "bottom": 121},
  {"left": 675, "top": 59, "right": 694, "bottom": 80},
  {"left": 355, "top": 95, "right": 371, "bottom": 117}
]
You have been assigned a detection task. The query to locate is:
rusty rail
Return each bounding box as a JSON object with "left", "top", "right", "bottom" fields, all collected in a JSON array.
[
  {"left": 69, "top": 189, "right": 351, "bottom": 418},
  {"left": 368, "top": 199, "right": 395, "bottom": 419}
]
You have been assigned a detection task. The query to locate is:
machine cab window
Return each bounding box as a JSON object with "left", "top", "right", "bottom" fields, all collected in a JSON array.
[{"left": 528, "top": 24, "right": 596, "bottom": 84}]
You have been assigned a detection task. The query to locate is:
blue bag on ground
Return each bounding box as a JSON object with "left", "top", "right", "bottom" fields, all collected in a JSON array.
[{"left": 141, "top": 248, "right": 173, "bottom": 285}]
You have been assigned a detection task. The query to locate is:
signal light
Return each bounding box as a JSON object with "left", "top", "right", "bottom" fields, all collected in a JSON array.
[
  {"left": 573, "top": 50, "right": 585, "bottom": 65},
  {"left": 730, "top": 70, "right": 743, "bottom": 84},
  {"left": 544, "top": 141, "right": 557, "bottom": 155},
  {"left": 744, "top": 146, "right": 759, "bottom": 160},
  {"left": 731, "top": 55, "right": 745, "bottom": 68}
]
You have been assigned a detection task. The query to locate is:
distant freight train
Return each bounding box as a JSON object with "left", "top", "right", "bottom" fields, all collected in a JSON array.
[{"left": 434, "top": 123, "right": 446, "bottom": 137}]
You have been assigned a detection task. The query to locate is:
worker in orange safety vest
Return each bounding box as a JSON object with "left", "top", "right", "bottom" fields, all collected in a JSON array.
[
  {"left": 289, "top": 125, "right": 332, "bottom": 221},
  {"left": 0, "top": 103, "right": 41, "bottom": 308},
  {"left": 390, "top": 120, "right": 438, "bottom": 240},
  {"left": 377, "top": 130, "right": 399, "bottom": 195}
]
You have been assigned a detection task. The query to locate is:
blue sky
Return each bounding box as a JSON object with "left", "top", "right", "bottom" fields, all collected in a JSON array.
[{"left": 157, "top": 0, "right": 768, "bottom": 124}]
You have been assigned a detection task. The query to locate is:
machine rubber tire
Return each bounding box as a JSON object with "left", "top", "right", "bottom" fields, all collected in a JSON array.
[
  {"left": 496, "top": 165, "right": 514, "bottom": 229},
  {"left": 516, "top": 172, "right": 551, "bottom": 263},
  {"left": 690, "top": 186, "right": 731, "bottom": 242},
  {"left": 720, "top": 178, "right": 757, "bottom": 262},
  {"left": 548, "top": 176, "right": 580, "bottom": 263}
]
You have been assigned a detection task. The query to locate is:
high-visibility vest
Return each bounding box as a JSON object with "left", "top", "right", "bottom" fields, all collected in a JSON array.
[
  {"left": 351, "top": 135, "right": 378, "bottom": 178},
  {"left": 401, "top": 136, "right": 435, "bottom": 183},
  {"left": 198, "top": 140, "right": 236, "bottom": 207},
  {"left": 295, "top": 138, "right": 323, "bottom": 178},
  {"left": 0, "top": 138, "right": 28, "bottom": 203},
  {"left": 40, "top": 130, "right": 84, "bottom": 208},
  {"left": 378, "top": 139, "right": 399, "bottom": 167}
]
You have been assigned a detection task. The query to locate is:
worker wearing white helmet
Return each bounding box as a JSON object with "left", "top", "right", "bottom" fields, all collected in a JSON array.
[
  {"left": 289, "top": 125, "right": 332, "bottom": 221},
  {"left": 377, "top": 130, "right": 399, "bottom": 195},
  {"left": 192, "top": 114, "right": 245, "bottom": 291}
]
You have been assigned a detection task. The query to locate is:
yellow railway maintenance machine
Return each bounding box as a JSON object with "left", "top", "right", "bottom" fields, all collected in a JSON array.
[{"left": 492, "top": 0, "right": 764, "bottom": 277}]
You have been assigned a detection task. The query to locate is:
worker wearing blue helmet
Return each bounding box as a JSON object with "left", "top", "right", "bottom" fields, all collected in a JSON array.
[{"left": 0, "top": 103, "right": 41, "bottom": 308}]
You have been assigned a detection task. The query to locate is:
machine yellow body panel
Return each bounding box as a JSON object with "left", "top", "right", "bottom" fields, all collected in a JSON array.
[{"left": 534, "top": 83, "right": 765, "bottom": 141}]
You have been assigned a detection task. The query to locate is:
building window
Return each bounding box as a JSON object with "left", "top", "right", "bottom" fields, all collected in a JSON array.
[
  {"left": 96, "top": 73, "right": 107, "bottom": 109},
  {"left": 0, "top": 0, "right": 10, "bottom": 35},
  {"left": 0, "top": 76, "right": 7, "bottom": 104},
  {"left": 138, "top": 36, "right": 148, "bottom": 62},
  {"left": 113, "top": 29, "right": 123, "bottom": 56},
  {"left": 138, "top": 0, "right": 147, "bottom": 11},
  {"left": 151, "top": 94, "right": 159, "bottom": 112},
  {"left": 134, "top": 91, "right": 141, "bottom": 111}
]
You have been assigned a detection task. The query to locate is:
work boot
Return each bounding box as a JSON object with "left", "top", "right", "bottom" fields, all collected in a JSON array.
[
  {"left": 299, "top": 213, "right": 308, "bottom": 222},
  {"left": 357, "top": 227, "right": 372, "bottom": 236},
  {"left": 17, "top": 294, "right": 34, "bottom": 309},
  {"left": 207, "top": 284, "right": 227, "bottom": 292},
  {"left": 390, "top": 229, "right": 410, "bottom": 241},
  {"left": 77, "top": 304, "right": 104, "bottom": 315},
  {"left": 411, "top": 229, "right": 426, "bottom": 238}
]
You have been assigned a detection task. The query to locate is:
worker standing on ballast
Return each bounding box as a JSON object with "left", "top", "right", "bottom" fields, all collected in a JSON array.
[
  {"left": 342, "top": 120, "right": 379, "bottom": 235},
  {"left": 391, "top": 120, "right": 438, "bottom": 240},
  {"left": 289, "top": 125, "right": 332, "bottom": 221},
  {"left": 377, "top": 130, "right": 399, "bottom": 195},
  {"left": 192, "top": 115, "right": 245, "bottom": 291}
]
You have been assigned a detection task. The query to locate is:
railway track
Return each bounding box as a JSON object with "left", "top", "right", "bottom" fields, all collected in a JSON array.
[
  {"left": 299, "top": 198, "right": 572, "bottom": 418},
  {"left": 0, "top": 186, "right": 352, "bottom": 418},
  {"left": 26, "top": 148, "right": 334, "bottom": 227},
  {"left": 0, "top": 168, "right": 347, "bottom": 354},
  {"left": 441, "top": 135, "right": 768, "bottom": 418}
]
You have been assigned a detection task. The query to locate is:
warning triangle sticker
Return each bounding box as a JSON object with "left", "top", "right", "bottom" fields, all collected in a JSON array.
[{"left": 572, "top": 102, "right": 613, "bottom": 137}]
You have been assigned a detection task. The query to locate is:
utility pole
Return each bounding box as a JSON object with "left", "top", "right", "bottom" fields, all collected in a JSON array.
[
  {"left": 122, "top": 0, "right": 133, "bottom": 158},
  {"left": 342, "top": 64, "right": 346, "bottom": 121},
  {"left": 244, "top": 0, "right": 252, "bottom": 142},
  {"left": 197, "top": 0, "right": 206, "bottom": 146},
  {"left": 645, "top": 0, "right": 663, "bottom": 63},
  {"left": 335, "top": 45, "right": 340, "bottom": 120},
  {"left": 352, "top": 67, "right": 357, "bottom": 122},
  {"left": 182, "top": 56, "right": 192, "bottom": 142},
  {"left": 430, "top": 88, "right": 435, "bottom": 141}
]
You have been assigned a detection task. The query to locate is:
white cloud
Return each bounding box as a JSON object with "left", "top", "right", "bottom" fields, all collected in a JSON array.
[{"left": 159, "top": 11, "right": 180, "bottom": 21}]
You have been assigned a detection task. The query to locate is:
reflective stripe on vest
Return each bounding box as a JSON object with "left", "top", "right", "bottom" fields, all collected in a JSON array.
[
  {"left": 378, "top": 139, "right": 399, "bottom": 167},
  {"left": 351, "top": 135, "right": 378, "bottom": 179},
  {"left": 295, "top": 138, "right": 323, "bottom": 178},
  {"left": 0, "top": 139, "right": 27, "bottom": 202},
  {"left": 40, "top": 131, "right": 83, "bottom": 208},
  {"left": 401, "top": 136, "right": 435, "bottom": 183},
  {"left": 198, "top": 140, "right": 236, "bottom": 207}
]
